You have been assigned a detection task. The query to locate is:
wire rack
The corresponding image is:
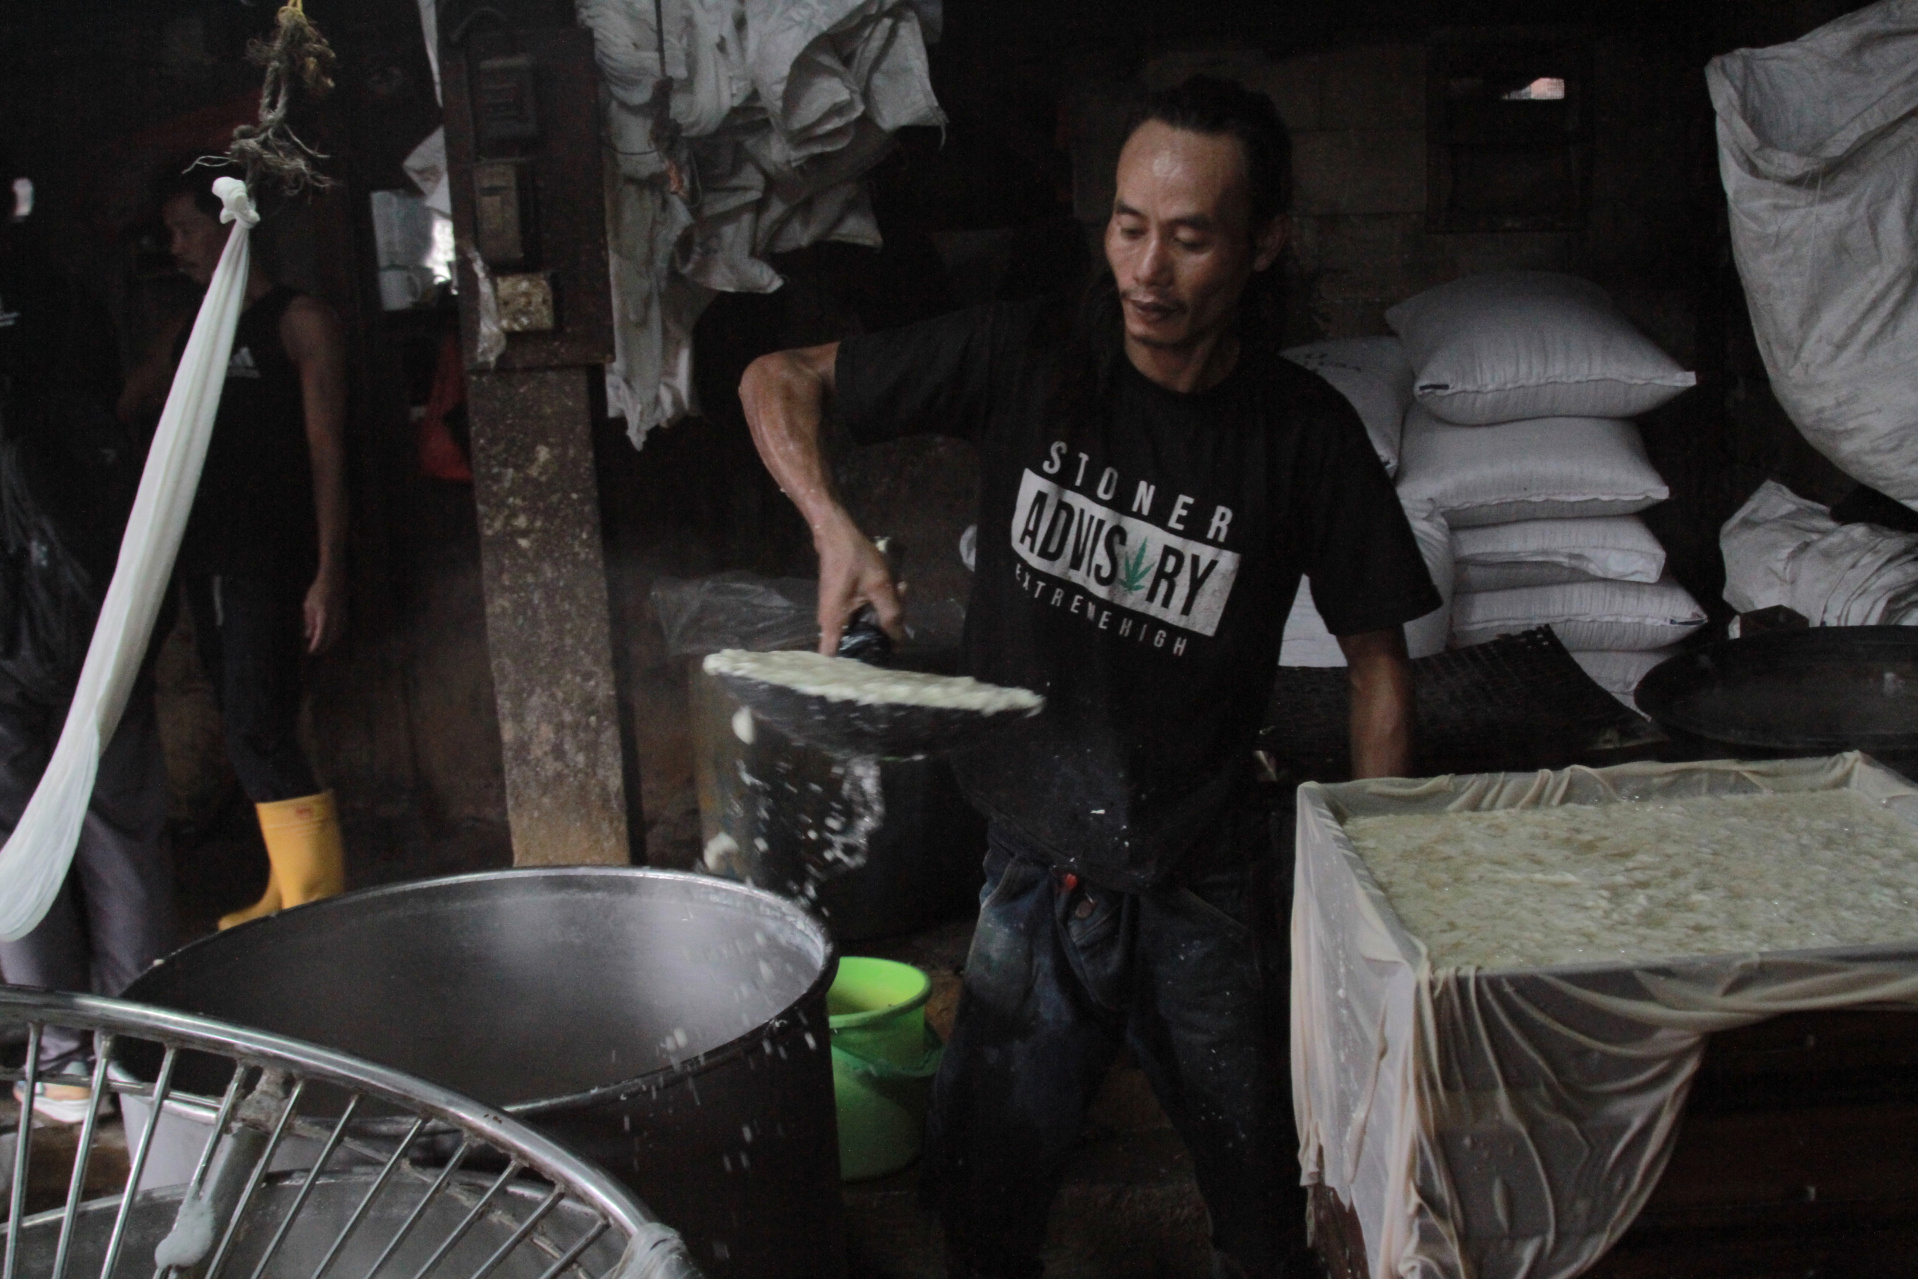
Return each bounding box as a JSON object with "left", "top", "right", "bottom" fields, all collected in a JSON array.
[{"left": 0, "top": 988, "right": 701, "bottom": 1279}]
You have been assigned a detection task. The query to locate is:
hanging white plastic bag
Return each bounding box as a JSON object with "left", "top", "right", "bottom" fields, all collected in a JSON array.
[
  {"left": 1708, "top": 1, "right": 1918, "bottom": 508},
  {"left": 0, "top": 178, "right": 255, "bottom": 941}
]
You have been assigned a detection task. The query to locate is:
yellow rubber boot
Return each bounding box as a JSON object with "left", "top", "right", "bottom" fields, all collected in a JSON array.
[
  {"left": 217, "top": 865, "right": 282, "bottom": 931},
  {"left": 255, "top": 791, "right": 346, "bottom": 909}
]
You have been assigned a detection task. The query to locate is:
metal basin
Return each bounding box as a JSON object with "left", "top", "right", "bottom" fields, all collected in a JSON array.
[{"left": 124, "top": 868, "right": 842, "bottom": 1279}]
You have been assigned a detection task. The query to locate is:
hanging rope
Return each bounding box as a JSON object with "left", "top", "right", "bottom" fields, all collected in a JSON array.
[{"left": 225, "top": 0, "right": 339, "bottom": 195}]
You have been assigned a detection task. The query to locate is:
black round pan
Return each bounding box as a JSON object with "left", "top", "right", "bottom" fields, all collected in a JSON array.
[{"left": 1636, "top": 626, "right": 1918, "bottom": 753}]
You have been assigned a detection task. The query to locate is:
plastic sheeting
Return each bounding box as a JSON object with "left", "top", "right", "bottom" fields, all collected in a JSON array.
[
  {"left": 1293, "top": 753, "right": 1918, "bottom": 1279},
  {"left": 1708, "top": 1, "right": 1918, "bottom": 509},
  {"left": 0, "top": 179, "right": 255, "bottom": 941},
  {"left": 577, "top": 0, "right": 946, "bottom": 448}
]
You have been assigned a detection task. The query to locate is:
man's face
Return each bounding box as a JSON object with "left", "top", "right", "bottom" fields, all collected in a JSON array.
[
  {"left": 1104, "top": 120, "right": 1285, "bottom": 356},
  {"left": 163, "top": 193, "right": 227, "bottom": 286}
]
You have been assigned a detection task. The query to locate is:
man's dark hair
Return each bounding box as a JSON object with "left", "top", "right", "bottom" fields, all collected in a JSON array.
[
  {"left": 1129, "top": 74, "right": 1294, "bottom": 234},
  {"left": 154, "top": 158, "right": 242, "bottom": 221}
]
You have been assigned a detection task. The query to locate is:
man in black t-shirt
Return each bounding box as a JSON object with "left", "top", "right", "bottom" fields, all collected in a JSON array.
[{"left": 741, "top": 78, "right": 1438, "bottom": 1278}]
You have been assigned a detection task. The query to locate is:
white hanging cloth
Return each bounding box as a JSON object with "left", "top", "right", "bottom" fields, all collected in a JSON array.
[
  {"left": 0, "top": 178, "right": 256, "bottom": 941},
  {"left": 577, "top": 0, "right": 945, "bottom": 449}
]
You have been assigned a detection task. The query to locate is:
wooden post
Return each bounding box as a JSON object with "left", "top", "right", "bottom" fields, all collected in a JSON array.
[{"left": 443, "top": 25, "right": 636, "bottom": 865}]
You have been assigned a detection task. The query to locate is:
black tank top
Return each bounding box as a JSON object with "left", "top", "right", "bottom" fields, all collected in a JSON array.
[{"left": 176, "top": 284, "right": 317, "bottom": 578}]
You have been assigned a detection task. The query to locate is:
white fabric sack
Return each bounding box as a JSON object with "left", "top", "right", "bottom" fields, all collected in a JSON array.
[
  {"left": 1385, "top": 271, "right": 1696, "bottom": 425},
  {"left": 1572, "top": 646, "right": 1678, "bottom": 712},
  {"left": 1281, "top": 497, "right": 1452, "bottom": 666},
  {"left": 1451, "top": 574, "right": 1706, "bottom": 652},
  {"left": 1708, "top": 2, "right": 1918, "bottom": 508},
  {"left": 1453, "top": 515, "right": 1666, "bottom": 593},
  {"left": 1395, "top": 405, "right": 1669, "bottom": 528},
  {"left": 0, "top": 179, "right": 255, "bottom": 941},
  {"left": 1294, "top": 754, "right": 1918, "bottom": 1279},
  {"left": 1720, "top": 479, "right": 1918, "bottom": 625},
  {"left": 579, "top": 0, "right": 945, "bottom": 447},
  {"left": 1280, "top": 337, "right": 1413, "bottom": 478}
]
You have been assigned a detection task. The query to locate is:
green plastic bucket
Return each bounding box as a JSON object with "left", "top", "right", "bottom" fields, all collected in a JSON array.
[{"left": 828, "top": 957, "right": 944, "bottom": 1181}]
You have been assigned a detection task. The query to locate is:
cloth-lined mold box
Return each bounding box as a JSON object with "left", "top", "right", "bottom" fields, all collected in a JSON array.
[{"left": 1293, "top": 753, "right": 1918, "bottom": 1279}]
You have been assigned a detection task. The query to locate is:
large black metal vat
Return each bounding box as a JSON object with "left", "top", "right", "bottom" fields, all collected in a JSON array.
[{"left": 124, "top": 868, "right": 843, "bottom": 1279}]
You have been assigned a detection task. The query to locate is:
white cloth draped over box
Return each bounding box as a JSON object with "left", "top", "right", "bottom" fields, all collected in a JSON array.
[
  {"left": 576, "top": 0, "right": 947, "bottom": 448},
  {"left": 1292, "top": 754, "right": 1918, "bottom": 1279},
  {"left": 0, "top": 180, "right": 256, "bottom": 941}
]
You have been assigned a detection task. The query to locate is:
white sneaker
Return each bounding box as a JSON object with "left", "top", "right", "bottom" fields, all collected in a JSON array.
[{"left": 13, "top": 1075, "right": 102, "bottom": 1125}]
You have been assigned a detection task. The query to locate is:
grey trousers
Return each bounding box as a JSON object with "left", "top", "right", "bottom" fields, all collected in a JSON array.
[{"left": 0, "top": 685, "right": 174, "bottom": 1068}]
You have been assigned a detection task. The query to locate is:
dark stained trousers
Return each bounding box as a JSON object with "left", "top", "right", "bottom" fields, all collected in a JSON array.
[
  {"left": 0, "top": 685, "right": 174, "bottom": 1068},
  {"left": 182, "top": 572, "right": 318, "bottom": 804},
  {"left": 923, "top": 821, "right": 1305, "bottom": 1279}
]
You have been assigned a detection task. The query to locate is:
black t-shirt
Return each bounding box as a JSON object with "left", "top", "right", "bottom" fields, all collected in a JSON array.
[
  {"left": 173, "top": 284, "right": 317, "bottom": 580},
  {"left": 836, "top": 299, "right": 1440, "bottom": 891}
]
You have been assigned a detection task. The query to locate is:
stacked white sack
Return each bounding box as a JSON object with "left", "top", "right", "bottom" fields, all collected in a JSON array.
[
  {"left": 1386, "top": 271, "right": 1703, "bottom": 699},
  {"left": 1386, "top": 270, "right": 1696, "bottom": 426},
  {"left": 1453, "top": 515, "right": 1667, "bottom": 593},
  {"left": 1277, "top": 339, "right": 1452, "bottom": 664},
  {"left": 578, "top": 0, "right": 947, "bottom": 448},
  {"left": 1281, "top": 337, "right": 1414, "bottom": 479},
  {"left": 1396, "top": 406, "right": 1670, "bottom": 528},
  {"left": 1722, "top": 480, "right": 1918, "bottom": 626},
  {"left": 1453, "top": 516, "right": 1682, "bottom": 708},
  {"left": 1570, "top": 648, "right": 1680, "bottom": 712}
]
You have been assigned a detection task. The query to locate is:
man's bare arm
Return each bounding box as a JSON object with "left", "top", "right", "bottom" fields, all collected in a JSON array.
[
  {"left": 281, "top": 295, "right": 350, "bottom": 655},
  {"left": 738, "top": 342, "right": 901, "bottom": 655},
  {"left": 1338, "top": 627, "right": 1415, "bottom": 779}
]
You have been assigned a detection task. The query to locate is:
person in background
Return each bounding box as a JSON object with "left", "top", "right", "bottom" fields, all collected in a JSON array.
[
  {"left": 741, "top": 77, "right": 1438, "bottom": 1278},
  {"left": 0, "top": 146, "right": 174, "bottom": 1122},
  {"left": 121, "top": 163, "right": 349, "bottom": 928}
]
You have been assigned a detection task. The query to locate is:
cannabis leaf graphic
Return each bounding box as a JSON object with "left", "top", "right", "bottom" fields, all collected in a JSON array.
[{"left": 1119, "top": 540, "right": 1153, "bottom": 593}]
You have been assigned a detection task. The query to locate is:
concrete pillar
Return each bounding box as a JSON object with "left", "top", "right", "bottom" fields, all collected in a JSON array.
[{"left": 467, "top": 366, "right": 631, "bottom": 866}]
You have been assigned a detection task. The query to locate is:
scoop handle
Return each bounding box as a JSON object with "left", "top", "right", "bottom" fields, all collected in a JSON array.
[
  {"left": 837, "top": 606, "right": 894, "bottom": 665},
  {"left": 835, "top": 536, "right": 903, "bottom": 666}
]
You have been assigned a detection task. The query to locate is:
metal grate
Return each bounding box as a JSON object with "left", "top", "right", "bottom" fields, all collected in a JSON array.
[
  {"left": 1263, "top": 627, "right": 1659, "bottom": 780},
  {"left": 1, "top": 989, "right": 700, "bottom": 1279}
]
